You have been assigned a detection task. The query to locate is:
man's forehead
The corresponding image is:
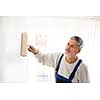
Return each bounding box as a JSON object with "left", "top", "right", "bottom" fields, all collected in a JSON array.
[{"left": 68, "top": 39, "right": 78, "bottom": 45}]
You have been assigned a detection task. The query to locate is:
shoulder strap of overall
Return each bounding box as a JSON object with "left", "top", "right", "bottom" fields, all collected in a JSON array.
[
  {"left": 69, "top": 59, "right": 82, "bottom": 80},
  {"left": 55, "top": 54, "right": 64, "bottom": 72}
]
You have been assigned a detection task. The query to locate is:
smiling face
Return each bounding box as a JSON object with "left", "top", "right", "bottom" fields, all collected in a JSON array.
[{"left": 65, "top": 39, "right": 80, "bottom": 58}]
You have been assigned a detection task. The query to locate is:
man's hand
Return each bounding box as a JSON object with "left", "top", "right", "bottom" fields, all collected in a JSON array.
[{"left": 28, "top": 45, "right": 39, "bottom": 54}]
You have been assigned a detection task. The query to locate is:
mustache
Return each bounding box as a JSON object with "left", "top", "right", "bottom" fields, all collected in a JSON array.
[{"left": 65, "top": 49, "right": 70, "bottom": 52}]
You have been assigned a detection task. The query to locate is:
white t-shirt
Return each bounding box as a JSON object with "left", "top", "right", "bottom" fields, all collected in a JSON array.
[{"left": 35, "top": 52, "right": 90, "bottom": 83}]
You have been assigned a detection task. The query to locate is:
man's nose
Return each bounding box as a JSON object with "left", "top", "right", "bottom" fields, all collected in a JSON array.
[{"left": 66, "top": 45, "right": 70, "bottom": 50}]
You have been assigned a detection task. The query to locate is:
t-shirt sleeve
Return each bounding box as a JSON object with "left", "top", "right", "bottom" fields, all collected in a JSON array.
[
  {"left": 34, "top": 51, "right": 61, "bottom": 68},
  {"left": 77, "top": 63, "right": 90, "bottom": 83}
]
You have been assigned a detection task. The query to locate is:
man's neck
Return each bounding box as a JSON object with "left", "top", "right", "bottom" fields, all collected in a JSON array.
[{"left": 65, "top": 56, "right": 78, "bottom": 64}]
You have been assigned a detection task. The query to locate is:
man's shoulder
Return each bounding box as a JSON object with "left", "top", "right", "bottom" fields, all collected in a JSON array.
[{"left": 78, "top": 60, "right": 88, "bottom": 71}]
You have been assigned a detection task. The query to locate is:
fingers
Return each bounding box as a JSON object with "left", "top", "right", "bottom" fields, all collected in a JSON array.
[
  {"left": 28, "top": 45, "right": 34, "bottom": 52},
  {"left": 28, "top": 45, "right": 37, "bottom": 54},
  {"left": 28, "top": 45, "right": 39, "bottom": 54},
  {"left": 29, "top": 45, "right": 34, "bottom": 49},
  {"left": 28, "top": 47, "right": 32, "bottom": 52}
]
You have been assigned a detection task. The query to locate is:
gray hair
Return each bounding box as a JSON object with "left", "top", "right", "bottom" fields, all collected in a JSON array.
[{"left": 70, "top": 36, "right": 83, "bottom": 49}]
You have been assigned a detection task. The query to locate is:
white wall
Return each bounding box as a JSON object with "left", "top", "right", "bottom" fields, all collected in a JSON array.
[
  {"left": 0, "top": 17, "right": 29, "bottom": 82},
  {"left": 0, "top": 16, "right": 100, "bottom": 83}
]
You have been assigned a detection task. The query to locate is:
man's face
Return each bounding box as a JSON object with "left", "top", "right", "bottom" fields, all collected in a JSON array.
[{"left": 65, "top": 39, "right": 80, "bottom": 58}]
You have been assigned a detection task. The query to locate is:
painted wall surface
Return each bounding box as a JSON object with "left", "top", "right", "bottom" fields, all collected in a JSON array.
[
  {"left": 0, "top": 16, "right": 100, "bottom": 83},
  {"left": 0, "top": 17, "right": 28, "bottom": 82}
]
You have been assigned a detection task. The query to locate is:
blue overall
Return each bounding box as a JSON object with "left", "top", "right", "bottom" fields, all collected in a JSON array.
[{"left": 55, "top": 54, "right": 82, "bottom": 83}]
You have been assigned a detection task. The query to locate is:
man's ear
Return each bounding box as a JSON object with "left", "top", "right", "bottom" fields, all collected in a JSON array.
[{"left": 77, "top": 48, "right": 81, "bottom": 53}]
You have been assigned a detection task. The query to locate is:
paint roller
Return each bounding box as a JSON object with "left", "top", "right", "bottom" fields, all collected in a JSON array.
[{"left": 20, "top": 32, "right": 27, "bottom": 57}]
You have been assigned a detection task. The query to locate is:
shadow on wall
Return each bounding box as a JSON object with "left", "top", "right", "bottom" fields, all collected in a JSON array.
[
  {"left": 0, "top": 35, "right": 5, "bottom": 82},
  {"left": 0, "top": 59, "right": 5, "bottom": 82},
  {"left": 0, "top": 17, "right": 5, "bottom": 82}
]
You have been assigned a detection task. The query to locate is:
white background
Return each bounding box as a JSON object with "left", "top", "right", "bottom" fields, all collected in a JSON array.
[
  {"left": 0, "top": 0, "right": 100, "bottom": 100},
  {"left": 0, "top": 16, "right": 99, "bottom": 83}
]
